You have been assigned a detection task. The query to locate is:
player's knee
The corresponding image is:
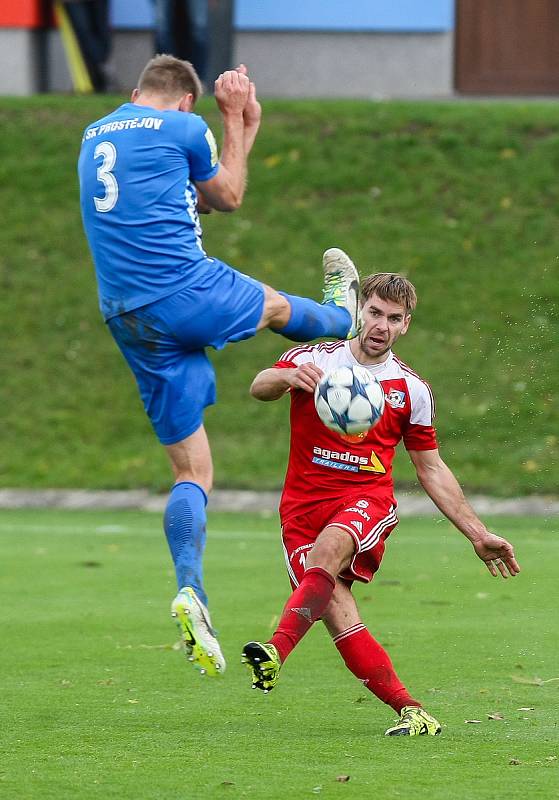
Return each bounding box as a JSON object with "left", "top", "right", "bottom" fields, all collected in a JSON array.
[
  {"left": 172, "top": 466, "right": 213, "bottom": 495},
  {"left": 258, "top": 285, "right": 291, "bottom": 330},
  {"left": 307, "top": 527, "right": 354, "bottom": 574}
]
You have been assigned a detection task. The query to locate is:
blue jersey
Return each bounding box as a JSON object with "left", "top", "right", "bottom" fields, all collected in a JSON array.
[{"left": 78, "top": 102, "right": 219, "bottom": 320}]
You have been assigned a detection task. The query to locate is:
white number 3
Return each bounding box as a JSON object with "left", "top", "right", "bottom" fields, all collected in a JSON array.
[{"left": 94, "top": 141, "right": 118, "bottom": 213}]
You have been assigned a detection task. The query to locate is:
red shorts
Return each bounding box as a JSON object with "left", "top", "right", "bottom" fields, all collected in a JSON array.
[{"left": 281, "top": 495, "right": 398, "bottom": 587}]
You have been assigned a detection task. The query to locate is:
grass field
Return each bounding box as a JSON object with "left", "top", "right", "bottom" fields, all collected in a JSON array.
[
  {"left": 1, "top": 97, "right": 558, "bottom": 494},
  {"left": 1, "top": 508, "right": 556, "bottom": 799}
]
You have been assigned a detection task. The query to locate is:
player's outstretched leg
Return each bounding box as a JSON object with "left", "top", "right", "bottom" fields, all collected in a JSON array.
[
  {"left": 384, "top": 706, "right": 442, "bottom": 737},
  {"left": 269, "top": 248, "right": 360, "bottom": 342},
  {"left": 241, "top": 641, "right": 282, "bottom": 692},
  {"left": 322, "top": 247, "right": 361, "bottom": 338},
  {"left": 172, "top": 587, "right": 226, "bottom": 677}
]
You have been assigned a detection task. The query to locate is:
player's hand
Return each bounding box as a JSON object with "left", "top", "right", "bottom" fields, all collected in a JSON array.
[
  {"left": 214, "top": 69, "right": 250, "bottom": 116},
  {"left": 287, "top": 364, "right": 324, "bottom": 393},
  {"left": 472, "top": 532, "right": 520, "bottom": 578},
  {"left": 236, "top": 64, "right": 262, "bottom": 128}
]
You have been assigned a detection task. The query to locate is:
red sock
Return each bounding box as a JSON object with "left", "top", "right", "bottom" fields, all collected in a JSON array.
[
  {"left": 270, "top": 567, "right": 336, "bottom": 663},
  {"left": 334, "top": 624, "right": 421, "bottom": 713}
]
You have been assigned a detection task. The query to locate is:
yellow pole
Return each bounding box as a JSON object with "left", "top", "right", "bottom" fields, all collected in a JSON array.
[{"left": 54, "top": 1, "right": 94, "bottom": 93}]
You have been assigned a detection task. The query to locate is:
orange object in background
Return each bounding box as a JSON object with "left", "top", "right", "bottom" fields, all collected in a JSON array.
[{"left": 0, "top": 0, "right": 47, "bottom": 28}]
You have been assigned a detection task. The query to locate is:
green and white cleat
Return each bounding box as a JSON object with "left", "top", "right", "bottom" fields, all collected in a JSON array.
[
  {"left": 242, "top": 641, "right": 281, "bottom": 693},
  {"left": 322, "top": 247, "right": 361, "bottom": 339},
  {"left": 385, "top": 705, "right": 441, "bottom": 737},
  {"left": 171, "top": 587, "right": 226, "bottom": 677}
]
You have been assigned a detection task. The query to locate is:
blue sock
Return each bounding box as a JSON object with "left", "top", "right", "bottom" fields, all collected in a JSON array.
[
  {"left": 163, "top": 481, "right": 208, "bottom": 606},
  {"left": 273, "top": 292, "right": 351, "bottom": 341}
]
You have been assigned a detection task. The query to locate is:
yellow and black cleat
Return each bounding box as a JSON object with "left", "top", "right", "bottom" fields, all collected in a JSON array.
[
  {"left": 385, "top": 705, "right": 442, "bottom": 737},
  {"left": 242, "top": 641, "right": 281, "bottom": 693}
]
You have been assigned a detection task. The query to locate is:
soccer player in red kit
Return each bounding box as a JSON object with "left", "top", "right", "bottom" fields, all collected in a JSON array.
[{"left": 242, "top": 262, "right": 520, "bottom": 736}]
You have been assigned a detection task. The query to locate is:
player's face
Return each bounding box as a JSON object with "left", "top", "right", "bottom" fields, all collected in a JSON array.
[{"left": 354, "top": 293, "right": 411, "bottom": 362}]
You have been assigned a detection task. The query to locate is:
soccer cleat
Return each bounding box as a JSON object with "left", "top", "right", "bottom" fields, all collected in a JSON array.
[
  {"left": 171, "top": 587, "right": 226, "bottom": 677},
  {"left": 241, "top": 641, "right": 281, "bottom": 693},
  {"left": 322, "top": 247, "right": 361, "bottom": 338},
  {"left": 385, "top": 705, "right": 442, "bottom": 737}
]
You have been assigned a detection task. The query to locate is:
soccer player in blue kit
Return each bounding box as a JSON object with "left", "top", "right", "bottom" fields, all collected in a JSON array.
[{"left": 78, "top": 55, "right": 360, "bottom": 678}]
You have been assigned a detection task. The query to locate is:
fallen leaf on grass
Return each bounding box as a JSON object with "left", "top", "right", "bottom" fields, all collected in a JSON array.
[
  {"left": 546, "top": 756, "right": 557, "bottom": 762},
  {"left": 420, "top": 600, "right": 451, "bottom": 606},
  {"left": 336, "top": 776, "right": 350, "bottom": 783},
  {"left": 264, "top": 154, "right": 282, "bottom": 168},
  {"left": 487, "top": 713, "right": 504, "bottom": 721},
  {"left": 511, "top": 675, "right": 559, "bottom": 686},
  {"left": 220, "top": 782, "right": 234, "bottom": 787},
  {"left": 509, "top": 759, "right": 521, "bottom": 766},
  {"left": 465, "top": 719, "right": 482, "bottom": 724}
]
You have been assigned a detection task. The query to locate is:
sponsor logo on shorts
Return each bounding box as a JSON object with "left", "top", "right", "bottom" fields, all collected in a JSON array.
[
  {"left": 346, "top": 506, "right": 371, "bottom": 521},
  {"left": 350, "top": 520, "right": 364, "bottom": 534}
]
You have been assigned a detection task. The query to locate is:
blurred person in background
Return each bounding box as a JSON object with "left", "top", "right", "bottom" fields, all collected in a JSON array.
[
  {"left": 150, "top": 0, "right": 210, "bottom": 83},
  {"left": 59, "top": 0, "right": 113, "bottom": 91}
]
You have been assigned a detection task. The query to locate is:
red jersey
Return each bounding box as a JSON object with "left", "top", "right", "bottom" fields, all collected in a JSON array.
[{"left": 274, "top": 340, "right": 438, "bottom": 523}]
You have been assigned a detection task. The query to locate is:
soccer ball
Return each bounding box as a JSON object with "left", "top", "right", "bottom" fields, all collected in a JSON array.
[{"left": 314, "top": 365, "right": 385, "bottom": 435}]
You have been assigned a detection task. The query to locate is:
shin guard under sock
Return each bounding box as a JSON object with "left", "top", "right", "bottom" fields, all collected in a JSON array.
[
  {"left": 334, "top": 624, "right": 421, "bottom": 712},
  {"left": 269, "top": 567, "right": 336, "bottom": 663}
]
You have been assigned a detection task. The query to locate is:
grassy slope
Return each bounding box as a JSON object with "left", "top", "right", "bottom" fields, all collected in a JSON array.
[
  {"left": 1, "top": 509, "right": 557, "bottom": 799},
  {"left": 0, "top": 96, "right": 558, "bottom": 492}
]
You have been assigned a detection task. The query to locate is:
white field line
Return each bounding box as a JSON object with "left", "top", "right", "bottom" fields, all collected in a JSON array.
[{"left": 0, "top": 522, "right": 277, "bottom": 539}]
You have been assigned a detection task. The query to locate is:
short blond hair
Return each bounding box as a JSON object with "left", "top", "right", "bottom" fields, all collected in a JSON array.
[
  {"left": 360, "top": 273, "right": 417, "bottom": 314},
  {"left": 137, "top": 54, "right": 203, "bottom": 102}
]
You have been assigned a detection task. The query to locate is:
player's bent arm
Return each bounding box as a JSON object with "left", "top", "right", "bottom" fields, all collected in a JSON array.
[
  {"left": 250, "top": 368, "right": 294, "bottom": 401},
  {"left": 208, "top": 71, "right": 251, "bottom": 210},
  {"left": 195, "top": 162, "right": 243, "bottom": 212},
  {"left": 250, "top": 363, "right": 323, "bottom": 401},
  {"left": 408, "top": 448, "right": 520, "bottom": 577}
]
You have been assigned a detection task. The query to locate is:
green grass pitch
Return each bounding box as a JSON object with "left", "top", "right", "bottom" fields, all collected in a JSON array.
[{"left": 1, "top": 509, "right": 556, "bottom": 799}]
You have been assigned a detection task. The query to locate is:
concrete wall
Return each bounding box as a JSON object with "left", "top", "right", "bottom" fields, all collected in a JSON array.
[
  {"left": 2, "top": 28, "right": 454, "bottom": 98},
  {"left": 234, "top": 31, "right": 454, "bottom": 99},
  {"left": 0, "top": 29, "right": 42, "bottom": 96}
]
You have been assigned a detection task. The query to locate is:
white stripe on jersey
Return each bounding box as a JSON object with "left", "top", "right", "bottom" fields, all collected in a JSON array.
[
  {"left": 392, "top": 355, "right": 436, "bottom": 421},
  {"left": 279, "top": 340, "right": 345, "bottom": 363}
]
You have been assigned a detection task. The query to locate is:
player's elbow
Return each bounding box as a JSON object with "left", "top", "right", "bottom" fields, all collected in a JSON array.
[
  {"left": 213, "top": 193, "right": 242, "bottom": 212},
  {"left": 250, "top": 377, "right": 267, "bottom": 400},
  {"left": 250, "top": 376, "right": 279, "bottom": 402}
]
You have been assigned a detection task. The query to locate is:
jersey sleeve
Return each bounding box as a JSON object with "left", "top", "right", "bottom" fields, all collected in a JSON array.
[
  {"left": 184, "top": 114, "right": 220, "bottom": 183},
  {"left": 403, "top": 378, "right": 438, "bottom": 451},
  {"left": 274, "top": 346, "right": 316, "bottom": 370}
]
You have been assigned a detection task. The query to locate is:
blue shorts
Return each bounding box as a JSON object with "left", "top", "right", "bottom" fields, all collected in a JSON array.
[{"left": 107, "top": 259, "right": 265, "bottom": 445}]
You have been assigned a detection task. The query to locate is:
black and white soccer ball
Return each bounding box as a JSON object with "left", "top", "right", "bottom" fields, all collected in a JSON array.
[{"left": 314, "top": 365, "right": 385, "bottom": 435}]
